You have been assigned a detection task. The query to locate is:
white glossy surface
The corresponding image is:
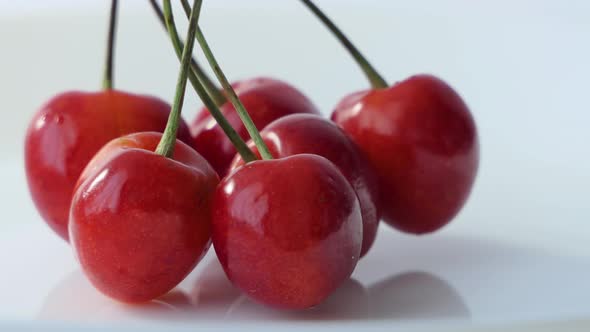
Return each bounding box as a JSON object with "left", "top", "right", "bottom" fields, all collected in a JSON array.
[
  {"left": 2, "top": 1, "right": 590, "bottom": 331},
  {"left": 2, "top": 160, "right": 589, "bottom": 331}
]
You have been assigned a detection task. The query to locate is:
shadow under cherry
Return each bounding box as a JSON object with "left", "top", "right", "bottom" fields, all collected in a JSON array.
[
  {"left": 39, "top": 233, "right": 590, "bottom": 323},
  {"left": 188, "top": 259, "right": 468, "bottom": 322}
]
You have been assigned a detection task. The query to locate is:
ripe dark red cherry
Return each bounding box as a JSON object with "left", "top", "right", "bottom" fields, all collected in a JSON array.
[
  {"left": 191, "top": 77, "right": 320, "bottom": 177},
  {"left": 24, "top": 90, "right": 194, "bottom": 241},
  {"left": 230, "top": 114, "right": 380, "bottom": 257},
  {"left": 212, "top": 154, "right": 362, "bottom": 309},
  {"left": 331, "top": 74, "right": 479, "bottom": 234},
  {"left": 70, "top": 132, "right": 218, "bottom": 303}
]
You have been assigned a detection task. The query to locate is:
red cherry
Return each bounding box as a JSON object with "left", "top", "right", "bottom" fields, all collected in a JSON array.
[
  {"left": 212, "top": 154, "right": 362, "bottom": 309},
  {"left": 332, "top": 74, "right": 479, "bottom": 234},
  {"left": 24, "top": 90, "right": 194, "bottom": 241},
  {"left": 69, "top": 132, "right": 218, "bottom": 303},
  {"left": 191, "top": 77, "right": 320, "bottom": 177},
  {"left": 230, "top": 114, "right": 380, "bottom": 257}
]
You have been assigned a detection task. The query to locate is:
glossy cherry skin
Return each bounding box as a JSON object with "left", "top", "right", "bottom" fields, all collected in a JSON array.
[
  {"left": 191, "top": 77, "right": 320, "bottom": 177},
  {"left": 331, "top": 74, "right": 479, "bottom": 234},
  {"left": 25, "top": 90, "right": 194, "bottom": 242},
  {"left": 213, "top": 154, "right": 362, "bottom": 309},
  {"left": 230, "top": 114, "right": 380, "bottom": 257},
  {"left": 70, "top": 132, "right": 218, "bottom": 303}
]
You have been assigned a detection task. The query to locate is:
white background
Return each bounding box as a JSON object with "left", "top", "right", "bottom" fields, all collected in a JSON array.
[{"left": 0, "top": 1, "right": 589, "bottom": 331}]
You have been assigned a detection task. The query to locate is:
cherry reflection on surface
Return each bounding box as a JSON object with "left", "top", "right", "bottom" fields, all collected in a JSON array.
[
  {"left": 38, "top": 270, "right": 193, "bottom": 322},
  {"left": 39, "top": 232, "right": 590, "bottom": 324},
  {"left": 39, "top": 256, "right": 468, "bottom": 322}
]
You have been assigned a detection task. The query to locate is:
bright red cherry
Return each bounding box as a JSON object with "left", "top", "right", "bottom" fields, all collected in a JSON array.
[
  {"left": 212, "top": 154, "right": 362, "bottom": 309},
  {"left": 69, "top": 132, "right": 218, "bottom": 303},
  {"left": 230, "top": 114, "right": 380, "bottom": 257},
  {"left": 191, "top": 77, "right": 320, "bottom": 177},
  {"left": 24, "top": 90, "right": 194, "bottom": 241},
  {"left": 331, "top": 74, "right": 479, "bottom": 234}
]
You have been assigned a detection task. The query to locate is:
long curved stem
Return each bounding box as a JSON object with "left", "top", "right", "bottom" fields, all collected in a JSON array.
[
  {"left": 300, "top": 0, "right": 388, "bottom": 89},
  {"left": 148, "top": 0, "right": 226, "bottom": 107},
  {"left": 156, "top": 0, "right": 256, "bottom": 163},
  {"left": 102, "top": 0, "right": 118, "bottom": 90},
  {"left": 155, "top": 0, "right": 201, "bottom": 157},
  {"left": 194, "top": 25, "right": 274, "bottom": 160}
]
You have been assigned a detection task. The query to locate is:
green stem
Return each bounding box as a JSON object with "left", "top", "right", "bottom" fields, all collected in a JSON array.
[
  {"left": 102, "top": 0, "right": 118, "bottom": 90},
  {"left": 155, "top": 0, "right": 201, "bottom": 158},
  {"left": 148, "top": 0, "right": 227, "bottom": 107},
  {"left": 180, "top": 0, "right": 192, "bottom": 16},
  {"left": 157, "top": 0, "right": 256, "bottom": 162},
  {"left": 300, "top": 0, "right": 388, "bottom": 89},
  {"left": 195, "top": 26, "right": 274, "bottom": 160}
]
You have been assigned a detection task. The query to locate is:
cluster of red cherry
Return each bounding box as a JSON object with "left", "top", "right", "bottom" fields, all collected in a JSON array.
[{"left": 24, "top": 0, "right": 478, "bottom": 310}]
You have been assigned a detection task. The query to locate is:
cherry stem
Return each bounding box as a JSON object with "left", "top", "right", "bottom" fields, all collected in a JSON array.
[
  {"left": 181, "top": 0, "right": 273, "bottom": 160},
  {"left": 180, "top": 0, "right": 192, "bottom": 16},
  {"left": 102, "top": 0, "right": 118, "bottom": 90},
  {"left": 300, "top": 0, "right": 388, "bottom": 89},
  {"left": 155, "top": 0, "right": 201, "bottom": 158},
  {"left": 149, "top": 1, "right": 226, "bottom": 107},
  {"left": 157, "top": 0, "right": 257, "bottom": 163},
  {"left": 195, "top": 27, "right": 274, "bottom": 160}
]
